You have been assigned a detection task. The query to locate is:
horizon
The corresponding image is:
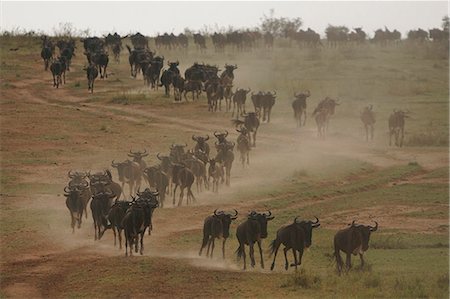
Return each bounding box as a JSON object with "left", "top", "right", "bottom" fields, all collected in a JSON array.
[{"left": 0, "top": 1, "right": 448, "bottom": 38}]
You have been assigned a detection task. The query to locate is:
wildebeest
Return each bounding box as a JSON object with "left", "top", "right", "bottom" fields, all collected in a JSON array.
[
  {"left": 232, "top": 112, "right": 260, "bottom": 147},
  {"left": 136, "top": 188, "right": 160, "bottom": 235},
  {"left": 172, "top": 73, "right": 185, "bottom": 101},
  {"left": 144, "top": 56, "right": 164, "bottom": 89},
  {"left": 107, "top": 200, "right": 131, "bottom": 248},
  {"left": 156, "top": 153, "right": 174, "bottom": 194},
  {"left": 220, "top": 64, "right": 237, "bottom": 82},
  {"left": 206, "top": 80, "right": 222, "bottom": 111},
  {"left": 122, "top": 195, "right": 159, "bottom": 256},
  {"left": 215, "top": 141, "right": 234, "bottom": 186},
  {"left": 184, "top": 80, "right": 203, "bottom": 101},
  {"left": 183, "top": 151, "right": 208, "bottom": 192},
  {"left": 127, "top": 149, "right": 148, "bottom": 173},
  {"left": 389, "top": 109, "right": 409, "bottom": 147},
  {"left": 111, "top": 160, "right": 142, "bottom": 197},
  {"left": 199, "top": 209, "right": 238, "bottom": 258},
  {"left": 64, "top": 186, "right": 84, "bottom": 233},
  {"left": 236, "top": 127, "right": 251, "bottom": 167},
  {"left": 334, "top": 220, "right": 378, "bottom": 273},
  {"left": 193, "top": 33, "right": 207, "bottom": 51},
  {"left": 172, "top": 163, "right": 196, "bottom": 206},
  {"left": 126, "top": 45, "right": 154, "bottom": 77},
  {"left": 88, "top": 170, "right": 122, "bottom": 202},
  {"left": 50, "top": 59, "right": 64, "bottom": 88},
  {"left": 90, "top": 190, "right": 115, "bottom": 240},
  {"left": 213, "top": 130, "right": 230, "bottom": 145},
  {"left": 232, "top": 88, "right": 251, "bottom": 118},
  {"left": 83, "top": 64, "right": 98, "bottom": 93},
  {"left": 313, "top": 97, "right": 339, "bottom": 137},
  {"left": 67, "top": 174, "right": 91, "bottom": 219},
  {"left": 251, "top": 91, "right": 276, "bottom": 123},
  {"left": 236, "top": 211, "right": 275, "bottom": 270},
  {"left": 292, "top": 90, "right": 311, "bottom": 127},
  {"left": 269, "top": 216, "right": 320, "bottom": 271},
  {"left": 82, "top": 37, "right": 105, "bottom": 53},
  {"left": 129, "top": 32, "right": 149, "bottom": 49},
  {"left": 169, "top": 143, "right": 187, "bottom": 164},
  {"left": 41, "top": 46, "right": 52, "bottom": 71},
  {"left": 361, "top": 105, "right": 376, "bottom": 141},
  {"left": 207, "top": 158, "right": 224, "bottom": 193},
  {"left": 143, "top": 166, "right": 169, "bottom": 207},
  {"left": 85, "top": 51, "right": 109, "bottom": 79},
  {"left": 192, "top": 135, "right": 210, "bottom": 160}
]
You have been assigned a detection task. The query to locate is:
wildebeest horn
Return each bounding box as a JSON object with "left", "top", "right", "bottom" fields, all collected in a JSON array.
[
  {"left": 246, "top": 88, "right": 251, "bottom": 93},
  {"left": 349, "top": 220, "right": 357, "bottom": 227},
  {"left": 272, "top": 90, "right": 277, "bottom": 96},
  {"left": 64, "top": 186, "right": 70, "bottom": 193},
  {"left": 183, "top": 143, "right": 187, "bottom": 147},
  {"left": 263, "top": 210, "right": 272, "bottom": 218},
  {"left": 305, "top": 90, "right": 311, "bottom": 97},
  {"left": 204, "top": 135, "right": 209, "bottom": 141},
  {"left": 312, "top": 216, "right": 319, "bottom": 224},
  {"left": 81, "top": 180, "right": 89, "bottom": 187},
  {"left": 369, "top": 221, "right": 378, "bottom": 232},
  {"left": 68, "top": 170, "right": 75, "bottom": 178},
  {"left": 213, "top": 209, "right": 220, "bottom": 216},
  {"left": 234, "top": 64, "right": 237, "bottom": 68},
  {"left": 214, "top": 131, "right": 219, "bottom": 137},
  {"left": 142, "top": 149, "right": 148, "bottom": 157},
  {"left": 111, "top": 160, "right": 118, "bottom": 167},
  {"left": 157, "top": 153, "right": 162, "bottom": 160},
  {"left": 192, "top": 135, "right": 197, "bottom": 141},
  {"left": 231, "top": 209, "right": 238, "bottom": 217},
  {"left": 294, "top": 216, "right": 300, "bottom": 223},
  {"left": 236, "top": 129, "right": 241, "bottom": 133},
  {"left": 224, "top": 130, "right": 228, "bottom": 137},
  {"left": 294, "top": 92, "right": 299, "bottom": 97}
]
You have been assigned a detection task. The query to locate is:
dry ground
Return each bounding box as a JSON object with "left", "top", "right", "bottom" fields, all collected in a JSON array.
[{"left": 0, "top": 36, "right": 448, "bottom": 298}]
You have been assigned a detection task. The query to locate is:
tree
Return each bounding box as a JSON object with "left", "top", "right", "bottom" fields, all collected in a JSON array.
[
  {"left": 442, "top": 15, "right": 449, "bottom": 32},
  {"left": 260, "top": 9, "right": 302, "bottom": 37}
]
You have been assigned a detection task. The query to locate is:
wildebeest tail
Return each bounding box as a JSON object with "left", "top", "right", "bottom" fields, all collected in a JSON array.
[
  {"left": 231, "top": 119, "right": 245, "bottom": 127},
  {"left": 268, "top": 239, "right": 277, "bottom": 257}
]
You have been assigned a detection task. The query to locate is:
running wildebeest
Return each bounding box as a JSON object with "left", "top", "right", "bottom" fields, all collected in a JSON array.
[
  {"left": 172, "top": 163, "right": 196, "bottom": 206},
  {"left": 215, "top": 141, "right": 234, "bottom": 186},
  {"left": 389, "top": 109, "right": 409, "bottom": 147},
  {"left": 111, "top": 160, "right": 142, "bottom": 197},
  {"left": 64, "top": 186, "right": 84, "bottom": 233},
  {"left": 199, "top": 209, "right": 238, "bottom": 258},
  {"left": 251, "top": 91, "right": 276, "bottom": 123},
  {"left": 50, "top": 58, "right": 64, "bottom": 88},
  {"left": 83, "top": 64, "right": 98, "bottom": 93},
  {"left": 192, "top": 135, "right": 210, "bottom": 160},
  {"left": 236, "top": 211, "right": 275, "bottom": 270},
  {"left": 90, "top": 190, "right": 115, "bottom": 240},
  {"left": 236, "top": 127, "right": 251, "bottom": 167},
  {"left": 334, "top": 220, "right": 378, "bottom": 274},
  {"left": 41, "top": 46, "right": 52, "bottom": 71},
  {"left": 292, "top": 90, "right": 311, "bottom": 127},
  {"left": 127, "top": 149, "right": 148, "bottom": 173},
  {"left": 182, "top": 150, "right": 208, "bottom": 193},
  {"left": 143, "top": 166, "right": 169, "bottom": 207},
  {"left": 208, "top": 158, "right": 224, "bottom": 193},
  {"left": 361, "top": 105, "right": 376, "bottom": 141},
  {"left": 85, "top": 51, "right": 109, "bottom": 79},
  {"left": 313, "top": 97, "right": 339, "bottom": 137},
  {"left": 107, "top": 200, "right": 131, "bottom": 248},
  {"left": 88, "top": 170, "right": 122, "bottom": 202},
  {"left": 232, "top": 112, "right": 259, "bottom": 147},
  {"left": 269, "top": 216, "right": 320, "bottom": 271},
  {"left": 232, "top": 88, "right": 251, "bottom": 118}
]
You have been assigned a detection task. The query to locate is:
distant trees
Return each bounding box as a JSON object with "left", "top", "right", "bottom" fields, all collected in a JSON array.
[{"left": 259, "top": 9, "right": 302, "bottom": 37}]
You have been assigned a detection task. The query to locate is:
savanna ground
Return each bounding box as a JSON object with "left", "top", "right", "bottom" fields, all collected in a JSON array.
[{"left": 0, "top": 35, "right": 449, "bottom": 298}]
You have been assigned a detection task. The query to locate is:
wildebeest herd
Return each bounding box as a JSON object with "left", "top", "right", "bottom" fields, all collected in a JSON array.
[{"left": 49, "top": 27, "right": 431, "bottom": 274}]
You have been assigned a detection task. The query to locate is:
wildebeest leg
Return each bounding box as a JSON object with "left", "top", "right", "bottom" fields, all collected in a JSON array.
[
  {"left": 345, "top": 253, "right": 352, "bottom": 271},
  {"left": 206, "top": 237, "right": 212, "bottom": 256},
  {"left": 370, "top": 125, "right": 374, "bottom": 141},
  {"left": 140, "top": 232, "right": 144, "bottom": 255},
  {"left": 118, "top": 228, "right": 123, "bottom": 249},
  {"left": 257, "top": 240, "right": 264, "bottom": 269},
  {"left": 242, "top": 246, "right": 247, "bottom": 270},
  {"left": 70, "top": 212, "right": 75, "bottom": 233},
  {"left": 270, "top": 241, "right": 281, "bottom": 271},
  {"left": 104, "top": 65, "right": 108, "bottom": 79},
  {"left": 249, "top": 242, "right": 255, "bottom": 268},
  {"left": 283, "top": 247, "right": 289, "bottom": 270},
  {"left": 365, "top": 124, "right": 369, "bottom": 141},
  {"left": 359, "top": 253, "right": 365, "bottom": 269},
  {"left": 172, "top": 184, "right": 178, "bottom": 205},
  {"left": 124, "top": 232, "right": 129, "bottom": 256},
  {"left": 210, "top": 238, "right": 215, "bottom": 258},
  {"left": 389, "top": 129, "right": 393, "bottom": 146},
  {"left": 400, "top": 127, "right": 404, "bottom": 147},
  {"left": 188, "top": 187, "right": 196, "bottom": 202},
  {"left": 252, "top": 130, "right": 257, "bottom": 147},
  {"left": 112, "top": 226, "right": 117, "bottom": 246},
  {"left": 302, "top": 109, "right": 307, "bottom": 126},
  {"left": 222, "top": 239, "right": 226, "bottom": 259},
  {"left": 246, "top": 151, "right": 250, "bottom": 165},
  {"left": 291, "top": 248, "right": 298, "bottom": 271},
  {"left": 177, "top": 187, "right": 184, "bottom": 206}
]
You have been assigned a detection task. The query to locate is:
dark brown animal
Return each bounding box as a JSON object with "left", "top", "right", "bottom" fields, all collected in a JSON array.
[
  {"left": 199, "top": 209, "right": 238, "bottom": 258},
  {"left": 389, "top": 109, "right": 409, "bottom": 147},
  {"left": 236, "top": 211, "right": 275, "bottom": 270},
  {"left": 292, "top": 90, "right": 311, "bottom": 127},
  {"left": 361, "top": 105, "right": 375, "bottom": 141},
  {"left": 269, "top": 217, "right": 320, "bottom": 271},
  {"left": 334, "top": 220, "right": 378, "bottom": 273}
]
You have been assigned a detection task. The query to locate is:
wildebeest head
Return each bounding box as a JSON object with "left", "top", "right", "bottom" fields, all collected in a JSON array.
[
  {"left": 236, "top": 127, "right": 249, "bottom": 136},
  {"left": 192, "top": 134, "right": 209, "bottom": 145},
  {"left": 248, "top": 210, "right": 275, "bottom": 238},
  {"left": 111, "top": 159, "right": 134, "bottom": 181},
  {"left": 168, "top": 60, "right": 180, "bottom": 71},
  {"left": 349, "top": 220, "right": 378, "bottom": 251},
  {"left": 294, "top": 216, "right": 320, "bottom": 248},
  {"left": 169, "top": 143, "right": 187, "bottom": 163},
  {"left": 213, "top": 130, "right": 229, "bottom": 144},
  {"left": 214, "top": 209, "right": 238, "bottom": 238},
  {"left": 127, "top": 149, "right": 149, "bottom": 162},
  {"left": 294, "top": 90, "right": 311, "bottom": 100}
]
